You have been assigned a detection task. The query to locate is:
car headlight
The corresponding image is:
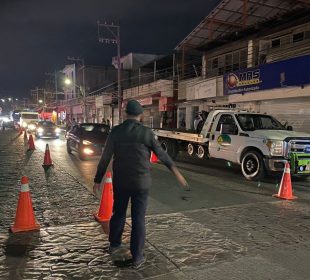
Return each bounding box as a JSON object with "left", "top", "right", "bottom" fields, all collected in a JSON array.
[
  {"left": 22, "top": 122, "right": 28, "bottom": 128},
  {"left": 37, "top": 127, "right": 44, "bottom": 133},
  {"left": 55, "top": 128, "right": 61, "bottom": 133},
  {"left": 82, "top": 140, "right": 92, "bottom": 145},
  {"left": 83, "top": 147, "right": 94, "bottom": 155},
  {"left": 266, "top": 140, "right": 284, "bottom": 156}
]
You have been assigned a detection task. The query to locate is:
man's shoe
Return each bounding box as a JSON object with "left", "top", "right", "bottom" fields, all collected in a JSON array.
[
  {"left": 132, "top": 257, "right": 146, "bottom": 269},
  {"left": 108, "top": 245, "right": 122, "bottom": 254}
]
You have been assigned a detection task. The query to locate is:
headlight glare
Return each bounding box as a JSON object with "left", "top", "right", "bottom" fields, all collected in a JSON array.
[
  {"left": 82, "top": 140, "right": 92, "bottom": 145},
  {"left": 28, "top": 124, "right": 36, "bottom": 130},
  {"left": 55, "top": 128, "right": 61, "bottom": 133},
  {"left": 37, "top": 127, "right": 44, "bottom": 133}
]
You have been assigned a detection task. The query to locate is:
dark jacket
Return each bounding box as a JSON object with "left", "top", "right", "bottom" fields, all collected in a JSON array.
[{"left": 94, "top": 119, "right": 175, "bottom": 190}]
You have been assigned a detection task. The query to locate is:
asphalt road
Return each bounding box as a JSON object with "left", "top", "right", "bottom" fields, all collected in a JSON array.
[{"left": 33, "top": 132, "right": 310, "bottom": 215}]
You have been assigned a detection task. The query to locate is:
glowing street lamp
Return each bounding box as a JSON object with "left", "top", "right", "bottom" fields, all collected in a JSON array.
[
  {"left": 38, "top": 99, "right": 43, "bottom": 104},
  {"left": 8, "top": 98, "right": 12, "bottom": 101},
  {"left": 64, "top": 78, "right": 72, "bottom": 85}
]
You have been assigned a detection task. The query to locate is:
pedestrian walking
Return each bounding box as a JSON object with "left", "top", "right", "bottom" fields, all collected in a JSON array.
[{"left": 93, "top": 99, "right": 188, "bottom": 269}]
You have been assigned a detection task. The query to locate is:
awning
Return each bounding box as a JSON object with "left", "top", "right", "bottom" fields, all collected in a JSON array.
[{"left": 176, "top": 0, "right": 310, "bottom": 51}]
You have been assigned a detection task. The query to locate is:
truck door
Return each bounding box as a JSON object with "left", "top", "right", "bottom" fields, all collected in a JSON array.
[{"left": 209, "top": 114, "right": 240, "bottom": 162}]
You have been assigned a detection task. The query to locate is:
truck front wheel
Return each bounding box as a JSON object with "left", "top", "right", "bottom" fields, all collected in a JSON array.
[{"left": 241, "top": 150, "right": 265, "bottom": 181}]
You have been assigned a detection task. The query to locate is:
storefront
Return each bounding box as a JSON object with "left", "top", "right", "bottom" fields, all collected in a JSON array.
[
  {"left": 72, "top": 105, "right": 83, "bottom": 123},
  {"left": 177, "top": 76, "right": 220, "bottom": 130},
  {"left": 95, "top": 94, "right": 113, "bottom": 124},
  {"left": 224, "top": 55, "right": 310, "bottom": 132}
]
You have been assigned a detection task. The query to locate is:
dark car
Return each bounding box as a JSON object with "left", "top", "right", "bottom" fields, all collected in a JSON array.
[
  {"left": 35, "top": 121, "right": 61, "bottom": 138},
  {"left": 66, "top": 123, "right": 110, "bottom": 160}
]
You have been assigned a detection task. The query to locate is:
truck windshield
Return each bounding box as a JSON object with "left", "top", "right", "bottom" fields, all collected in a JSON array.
[
  {"left": 21, "top": 114, "right": 38, "bottom": 119},
  {"left": 236, "top": 114, "right": 285, "bottom": 131}
]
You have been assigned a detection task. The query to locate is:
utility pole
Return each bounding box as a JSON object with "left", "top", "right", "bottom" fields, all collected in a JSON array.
[
  {"left": 55, "top": 70, "right": 58, "bottom": 103},
  {"left": 67, "top": 57, "right": 86, "bottom": 122},
  {"left": 97, "top": 20, "right": 122, "bottom": 124}
]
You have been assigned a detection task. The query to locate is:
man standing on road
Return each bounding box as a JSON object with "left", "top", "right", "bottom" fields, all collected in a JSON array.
[{"left": 93, "top": 99, "right": 188, "bottom": 269}]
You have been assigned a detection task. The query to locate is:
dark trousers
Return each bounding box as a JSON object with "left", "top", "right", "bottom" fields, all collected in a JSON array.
[{"left": 109, "top": 187, "right": 148, "bottom": 262}]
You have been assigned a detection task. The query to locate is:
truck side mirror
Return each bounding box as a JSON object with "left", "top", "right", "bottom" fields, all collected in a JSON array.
[{"left": 287, "top": 125, "right": 293, "bottom": 131}]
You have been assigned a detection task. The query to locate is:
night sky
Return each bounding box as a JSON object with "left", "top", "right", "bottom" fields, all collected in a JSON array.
[{"left": 0, "top": 0, "right": 220, "bottom": 99}]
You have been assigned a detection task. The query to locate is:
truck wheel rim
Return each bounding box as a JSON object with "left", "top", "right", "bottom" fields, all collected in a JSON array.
[
  {"left": 197, "top": 146, "right": 204, "bottom": 159},
  {"left": 188, "top": 144, "right": 194, "bottom": 156},
  {"left": 243, "top": 153, "right": 259, "bottom": 178}
]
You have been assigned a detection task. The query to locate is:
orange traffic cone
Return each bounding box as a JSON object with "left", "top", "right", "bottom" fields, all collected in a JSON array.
[
  {"left": 28, "top": 134, "right": 35, "bottom": 151},
  {"left": 150, "top": 152, "right": 158, "bottom": 163},
  {"left": 273, "top": 162, "right": 297, "bottom": 200},
  {"left": 11, "top": 176, "right": 40, "bottom": 233},
  {"left": 42, "top": 144, "right": 54, "bottom": 170},
  {"left": 94, "top": 172, "right": 114, "bottom": 223}
]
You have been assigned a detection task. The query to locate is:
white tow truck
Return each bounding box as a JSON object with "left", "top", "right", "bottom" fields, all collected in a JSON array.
[
  {"left": 154, "top": 110, "right": 310, "bottom": 180},
  {"left": 19, "top": 111, "right": 40, "bottom": 132}
]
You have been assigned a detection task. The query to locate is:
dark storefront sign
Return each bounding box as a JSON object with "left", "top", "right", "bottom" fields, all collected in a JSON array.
[{"left": 223, "top": 55, "right": 310, "bottom": 95}]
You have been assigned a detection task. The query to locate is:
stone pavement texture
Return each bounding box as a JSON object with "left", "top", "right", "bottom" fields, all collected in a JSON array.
[{"left": 1, "top": 130, "right": 310, "bottom": 280}]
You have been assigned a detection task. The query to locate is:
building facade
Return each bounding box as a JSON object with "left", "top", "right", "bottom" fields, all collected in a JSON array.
[{"left": 175, "top": 0, "right": 310, "bottom": 132}]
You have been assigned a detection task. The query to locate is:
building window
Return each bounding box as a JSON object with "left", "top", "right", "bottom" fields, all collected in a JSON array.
[
  {"left": 240, "top": 49, "right": 247, "bottom": 69},
  {"left": 225, "top": 54, "right": 232, "bottom": 72},
  {"left": 271, "top": 38, "right": 280, "bottom": 48},
  {"left": 233, "top": 51, "right": 240, "bottom": 70},
  {"left": 293, "top": 32, "right": 304, "bottom": 43},
  {"left": 218, "top": 56, "right": 224, "bottom": 75},
  {"left": 212, "top": 58, "right": 218, "bottom": 69}
]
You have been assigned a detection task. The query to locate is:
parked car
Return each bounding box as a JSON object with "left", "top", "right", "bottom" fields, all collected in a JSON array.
[
  {"left": 66, "top": 123, "right": 110, "bottom": 160},
  {"left": 35, "top": 121, "right": 61, "bottom": 138}
]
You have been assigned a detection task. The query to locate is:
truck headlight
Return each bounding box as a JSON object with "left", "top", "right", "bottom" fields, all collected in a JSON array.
[
  {"left": 266, "top": 140, "right": 284, "bottom": 156},
  {"left": 22, "top": 122, "right": 28, "bottom": 128},
  {"left": 28, "top": 124, "right": 36, "bottom": 130},
  {"left": 37, "top": 127, "right": 44, "bottom": 133},
  {"left": 55, "top": 128, "right": 61, "bottom": 133}
]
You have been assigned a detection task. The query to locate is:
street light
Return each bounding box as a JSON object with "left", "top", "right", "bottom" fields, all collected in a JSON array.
[
  {"left": 1, "top": 99, "right": 5, "bottom": 103},
  {"left": 63, "top": 78, "right": 86, "bottom": 122},
  {"left": 64, "top": 78, "right": 72, "bottom": 85},
  {"left": 38, "top": 99, "right": 43, "bottom": 104},
  {"left": 8, "top": 98, "right": 12, "bottom": 102}
]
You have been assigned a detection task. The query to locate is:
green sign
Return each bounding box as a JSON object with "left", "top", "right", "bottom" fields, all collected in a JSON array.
[{"left": 217, "top": 134, "right": 231, "bottom": 146}]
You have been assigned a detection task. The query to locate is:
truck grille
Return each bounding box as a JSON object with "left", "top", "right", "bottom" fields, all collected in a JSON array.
[{"left": 287, "top": 139, "right": 310, "bottom": 154}]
